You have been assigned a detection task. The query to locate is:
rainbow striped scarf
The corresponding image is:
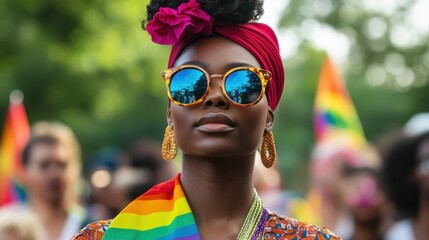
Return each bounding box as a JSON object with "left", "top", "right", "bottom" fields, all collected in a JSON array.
[{"left": 103, "top": 174, "right": 200, "bottom": 239}]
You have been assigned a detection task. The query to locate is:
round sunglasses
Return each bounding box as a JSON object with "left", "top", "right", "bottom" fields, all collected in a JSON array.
[{"left": 161, "top": 65, "right": 272, "bottom": 107}]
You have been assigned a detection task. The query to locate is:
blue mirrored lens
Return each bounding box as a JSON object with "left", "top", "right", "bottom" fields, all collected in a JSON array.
[
  {"left": 225, "top": 70, "right": 262, "bottom": 104},
  {"left": 170, "top": 68, "right": 208, "bottom": 104}
]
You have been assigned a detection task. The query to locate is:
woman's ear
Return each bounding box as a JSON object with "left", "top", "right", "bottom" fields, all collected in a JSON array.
[{"left": 266, "top": 109, "right": 275, "bottom": 130}]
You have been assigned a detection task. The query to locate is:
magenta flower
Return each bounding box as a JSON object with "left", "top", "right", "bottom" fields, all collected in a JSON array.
[{"left": 146, "top": 0, "right": 213, "bottom": 45}]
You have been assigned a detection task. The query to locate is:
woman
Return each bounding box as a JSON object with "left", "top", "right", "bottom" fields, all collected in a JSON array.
[
  {"left": 72, "top": 0, "right": 340, "bottom": 239},
  {"left": 383, "top": 132, "right": 429, "bottom": 240}
]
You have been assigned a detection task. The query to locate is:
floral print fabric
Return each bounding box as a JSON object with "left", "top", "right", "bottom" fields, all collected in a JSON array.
[{"left": 72, "top": 212, "right": 340, "bottom": 240}]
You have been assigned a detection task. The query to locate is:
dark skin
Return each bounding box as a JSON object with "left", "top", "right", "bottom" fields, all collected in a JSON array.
[
  {"left": 168, "top": 36, "right": 274, "bottom": 239},
  {"left": 414, "top": 138, "right": 429, "bottom": 240}
]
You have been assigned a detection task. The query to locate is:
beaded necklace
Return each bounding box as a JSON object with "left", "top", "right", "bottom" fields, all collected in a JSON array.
[{"left": 236, "top": 190, "right": 268, "bottom": 240}]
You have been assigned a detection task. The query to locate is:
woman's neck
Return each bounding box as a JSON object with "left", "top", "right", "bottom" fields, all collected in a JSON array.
[
  {"left": 351, "top": 218, "right": 381, "bottom": 240},
  {"left": 180, "top": 153, "right": 256, "bottom": 239},
  {"left": 414, "top": 194, "right": 429, "bottom": 240},
  {"left": 29, "top": 197, "right": 68, "bottom": 240}
]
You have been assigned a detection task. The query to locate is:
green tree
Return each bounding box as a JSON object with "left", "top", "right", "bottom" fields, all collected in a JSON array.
[
  {"left": 274, "top": 0, "right": 429, "bottom": 190},
  {"left": 0, "top": 0, "right": 171, "bottom": 159}
]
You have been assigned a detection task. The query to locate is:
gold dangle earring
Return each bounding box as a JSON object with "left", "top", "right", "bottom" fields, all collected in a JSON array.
[
  {"left": 261, "top": 127, "right": 277, "bottom": 168},
  {"left": 161, "top": 125, "right": 177, "bottom": 161}
]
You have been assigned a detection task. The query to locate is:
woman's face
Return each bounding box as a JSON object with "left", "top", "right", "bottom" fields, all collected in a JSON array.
[
  {"left": 168, "top": 36, "right": 273, "bottom": 159},
  {"left": 416, "top": 138, "right": 429, "bottom": 193}
]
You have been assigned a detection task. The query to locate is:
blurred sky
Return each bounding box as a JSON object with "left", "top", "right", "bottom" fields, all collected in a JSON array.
[{"left": 261, "top": 0, "right": 429, "bottom": 63}]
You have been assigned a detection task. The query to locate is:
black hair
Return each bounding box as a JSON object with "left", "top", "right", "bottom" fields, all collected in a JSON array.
[
  {"left": 381, "top": 132, "right": 429, "bottom": 218},
  {"left": 143, "top": 0, "right": 264, "bottom": 29},
  {"left": 22, "top": 135, "right": 59, "bottom": 166}
]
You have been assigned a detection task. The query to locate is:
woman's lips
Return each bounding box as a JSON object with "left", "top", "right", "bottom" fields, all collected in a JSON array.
[
  {"left": 196, "top": 122, "right": 235, "bottom": 133},
  {"left": 195, "top": 112, "right": 235, "bottom": 133}
]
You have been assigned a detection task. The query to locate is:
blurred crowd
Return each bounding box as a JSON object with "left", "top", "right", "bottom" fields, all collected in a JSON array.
[
  {"left": 1, "top": 112, "right": 429, "bottom": 240},
  {"left": 0, "top": 121, "right": 177, "bottom": 240}
]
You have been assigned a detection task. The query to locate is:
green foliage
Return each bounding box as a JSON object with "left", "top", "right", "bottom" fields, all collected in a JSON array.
[
  {"left": 279, "top": 0, "right": 429, "bottom": 91},
  {"left": 0, "top": 0, "right": 171, "bottom": 158},
  {"left": 275, "top": 0, "right": 429, "bottom": 190},
  {"left": 273, "top": 44, "right": 326, "bottom": 190}
]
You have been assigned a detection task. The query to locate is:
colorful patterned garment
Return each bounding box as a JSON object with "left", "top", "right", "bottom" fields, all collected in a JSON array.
[
  {"left": 73, "top": 220, "right": 111, "bottom": 240},
  {"left": 72, "top": 175, "right": 340, "bottom": 240}
]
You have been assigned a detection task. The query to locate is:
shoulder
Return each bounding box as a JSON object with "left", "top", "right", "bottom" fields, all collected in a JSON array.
[
  {"left": 264, "top": 211, "right": 341, "bottom": 240},
  {"left": 385, "top": 218, "right": 414, "bottom": 239},
  {"left": 70, "top": 219, "right": 112, "bottom": 240}
]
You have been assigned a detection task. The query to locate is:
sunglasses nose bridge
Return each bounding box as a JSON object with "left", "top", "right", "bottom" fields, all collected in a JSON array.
[
  {"left": 209, "top": 73, "right": 224, "bottom": 79},
  {"left": 207, "top": 73, "right": 225, "bottom": 89},
  {"left": 202, "top": 74, "right": 229, "bottom": 108}
]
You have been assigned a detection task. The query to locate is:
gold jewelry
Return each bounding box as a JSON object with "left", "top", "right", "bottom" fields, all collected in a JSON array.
[
  {"left": 161, "top": 125, "right": 177, "bottom": 161},
  {"left": 261, "top": 129, "right": 276, "bottom": 168},
  {"left": 236, "top": 189, "right": 264, "bottom": 240}
]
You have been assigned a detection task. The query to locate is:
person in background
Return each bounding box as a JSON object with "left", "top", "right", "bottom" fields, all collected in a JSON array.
[
  {"left": 85, "top": 148, "right": 125, "bottom": 220},
  {"left": 309, "top": 140, "right": 384, "bottom": 239},
  {"left": 0, "top": 206, "right": 44, "bottom": 240},
  {"left": 383, "top": 131, "right": 429, "bottom": 240},
  {"left": 340, "top": 165, "right": 386, "bottom": 240},
  {"left": 21, "top": 121, "right": 88, "bottom": 240},
  {"left": 253, "top": 151, "right": 312, "bottom": 222},
  {"left": 123, "top": 138, "right": 177, "bottom": 200},
  {"left": 309, "top": 145, "right": 363, "bottom": 237},
  {"left": 86, "top": 140, "right": 177, "bottom": 221}
]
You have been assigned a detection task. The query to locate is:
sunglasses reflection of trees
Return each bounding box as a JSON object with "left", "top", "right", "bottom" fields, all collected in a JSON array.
[
  {"left": 170, "top": 75, "right": 207, "bottom": 104},
  {"left": 193, "top": 75, "right": 207, "bottom": 100},
  {"left": 226, "top": 71, "right": 262, "bottom": 104}
]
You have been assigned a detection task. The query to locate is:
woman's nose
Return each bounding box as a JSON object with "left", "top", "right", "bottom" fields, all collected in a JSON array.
[{"left": 203, "top": 76, "right": 229, "bottom": 108}]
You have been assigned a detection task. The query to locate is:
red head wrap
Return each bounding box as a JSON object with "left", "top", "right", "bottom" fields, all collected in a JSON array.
[{"left": 146, "top": 0, "right": 284, "bottom": 110}]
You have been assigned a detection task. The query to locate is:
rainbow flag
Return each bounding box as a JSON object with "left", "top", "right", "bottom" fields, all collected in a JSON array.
[
  {"left": 103, "top": 174, "right": 200, "bottom": 239},
  {"left": 313, "top": 56, "right": 366, "bottom": 149},
  {"left": 0, "top": 92, "right": 30, "bottom": 206}
]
